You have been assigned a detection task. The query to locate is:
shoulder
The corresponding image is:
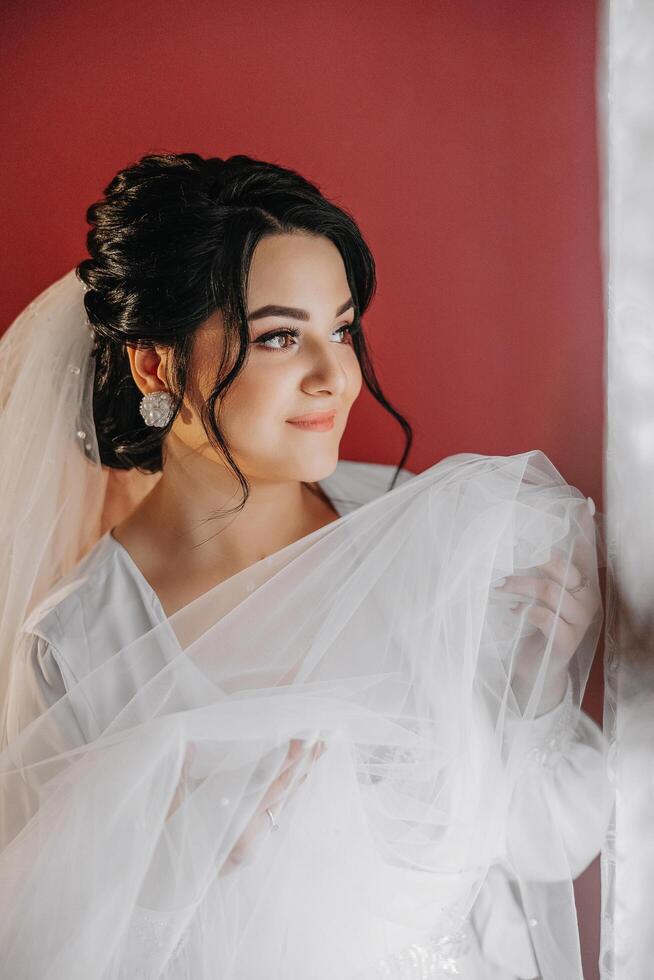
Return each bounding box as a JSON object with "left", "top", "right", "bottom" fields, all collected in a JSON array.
[
  {"left": 20, "top": 533, "right": 162, "bottom": 685},
  {"left": 1, "top": 630, "right": 69, "bottom": 748}
]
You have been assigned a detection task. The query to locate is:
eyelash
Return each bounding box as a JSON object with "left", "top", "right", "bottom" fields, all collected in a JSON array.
[{"left": 254, "top": 319, "right": 361, "bottom": 351}]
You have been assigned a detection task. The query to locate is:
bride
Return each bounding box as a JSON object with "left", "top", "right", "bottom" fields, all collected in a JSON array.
[{"left": 0, "top": 152, "right": 610, "bottom": 979}]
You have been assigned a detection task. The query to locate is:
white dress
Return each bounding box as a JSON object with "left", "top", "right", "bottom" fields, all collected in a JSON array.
[{"left": 0, "top": 459, "right": 609, "bottom": 979}]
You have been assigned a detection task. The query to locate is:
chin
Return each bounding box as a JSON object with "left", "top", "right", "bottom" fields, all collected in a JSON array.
[{"left": 291, "top": 450, "right": 340, "bottom": 484}]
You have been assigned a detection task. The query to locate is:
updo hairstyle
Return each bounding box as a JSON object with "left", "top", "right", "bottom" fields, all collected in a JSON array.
[{"left": 76, "top": 152, "right": 413, "bottom": 516}]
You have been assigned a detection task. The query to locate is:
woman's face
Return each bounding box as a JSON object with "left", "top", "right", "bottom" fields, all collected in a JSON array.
[{"left": 172, "top": 231, "right": 363, "bottom": 483}]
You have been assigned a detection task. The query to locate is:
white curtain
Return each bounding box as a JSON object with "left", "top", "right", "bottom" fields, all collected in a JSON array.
[{"left": 600, "top": 1, "right": 654, "bottom": 976}]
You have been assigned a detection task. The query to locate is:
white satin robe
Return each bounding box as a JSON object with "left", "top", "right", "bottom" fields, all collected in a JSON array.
[{"left": 1, "top": 459, "right": 609, "bottom": 979}]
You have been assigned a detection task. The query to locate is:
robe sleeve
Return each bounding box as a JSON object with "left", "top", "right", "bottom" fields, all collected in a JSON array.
[
  {"left": 503, "top": 674, "right": 610, "bottom": 881},
  {"left": 1, "top": 631, "right": 68, "bottom": 750},
  {"left": 468, "top": 678, "right": 610, "bottom": 978}
]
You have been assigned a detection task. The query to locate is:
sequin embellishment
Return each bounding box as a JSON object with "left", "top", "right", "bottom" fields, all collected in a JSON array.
[
  {"left": 373, "top": 922, "right": 470, "bottom": 978},
  {"left": 121, "top": 905, "right": 189, "bottom": 978}
]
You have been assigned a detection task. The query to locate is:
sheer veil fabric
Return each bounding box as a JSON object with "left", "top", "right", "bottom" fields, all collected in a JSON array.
[{"left": 0, "top": 270, "right": 610, "bottom": 978}]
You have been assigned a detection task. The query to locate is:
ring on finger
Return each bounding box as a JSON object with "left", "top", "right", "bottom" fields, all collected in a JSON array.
[
  {"left": 567, "top": 575, "right": 590, "bottom": 595},
  {"left": 265, "top": 807, "right": 280, "bottom": 832}
]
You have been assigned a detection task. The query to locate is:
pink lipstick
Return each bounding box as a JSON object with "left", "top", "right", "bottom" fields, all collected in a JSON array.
[{"left": 287, "top": 410, "right": 336, "bottom": 431}]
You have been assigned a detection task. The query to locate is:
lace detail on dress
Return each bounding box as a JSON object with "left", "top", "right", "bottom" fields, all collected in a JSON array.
[
  {"left": 369, "top": 918, "right": 470, "bottom": 978},
  {"left": 522, "top": 679, "right": 576, "bottom": 770},
  {"left": 120, "top": 904, "right": 190, "bottom": 979},
  {"left": 121, "top": 906, "right": 470, "bottom": 978}
]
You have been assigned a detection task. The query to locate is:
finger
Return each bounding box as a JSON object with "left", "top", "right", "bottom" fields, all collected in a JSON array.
[
  {"left": 536, "top": 551, "right": 601, "bottom": 619},
  {"left": 274, "top": 739, "right": 305, "bottom": 779},
  {"left": 524, "top": 603, "right": 578, "bottom": 655},
  {"left": 287, "top": 738, "right": 304, "bottom": 760},
  {"left": 270, "top": 761, "right": 313, "bottom": 805},
  {"left": 271, "top": 743, "right": 324, "bottom": 801},
  {"left": 260, "top": 773, "right": 292, "bottom": 813},
  {"left": 288, "top": 738, "right": 325, "bottom": 766},
  {"left": 535, "top": 552, "right": 599, "bottom": 614},
  {"left": 242, "top": 748, "right": 323, "bottom": 851},
  {"left": 257, "top": 739, "right": 327, "bottom": 816},
  {"left": 535, "top": 554, "right": 585, "bottom": 592},
  {"left": 263, "top": 769, "right": 301, "bottom": 813},
  {"left": 496, "top": 575, "right": 581, "bottom": 625},
  {"left": 273, "top": 743, "right": 315, "bottom": 794},
  {"left": 275, "top": 758, "right": 302, "bottom": 792}
]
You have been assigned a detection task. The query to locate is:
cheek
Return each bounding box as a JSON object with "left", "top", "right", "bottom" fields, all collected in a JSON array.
[
  {"left": 346, "top": 352, "right": 363, "bottom": 400},
  {"left": 218, "top": 365, "right": 288, "bottom": 435},
  {"left": 188, "top": 350, "right": 362, "bottom": 449}
]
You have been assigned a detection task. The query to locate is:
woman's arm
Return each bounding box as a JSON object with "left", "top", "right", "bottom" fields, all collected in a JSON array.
[{"left": 1, "top": 631, "right": 67, "bottom": 750}]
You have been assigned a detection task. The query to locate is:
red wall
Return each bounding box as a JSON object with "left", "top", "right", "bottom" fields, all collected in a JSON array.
[{"left": 0, "top": 1, "right": 604, "bottom": 975}]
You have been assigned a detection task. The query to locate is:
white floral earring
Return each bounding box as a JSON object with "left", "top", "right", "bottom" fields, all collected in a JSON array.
[{"left": 139, "top": 390, "right": 175, "bottom": 428}]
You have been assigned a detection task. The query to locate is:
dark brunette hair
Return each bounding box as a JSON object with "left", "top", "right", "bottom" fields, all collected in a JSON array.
[{"left": 77, "top": 151, "right": 413, "bottom": 516}]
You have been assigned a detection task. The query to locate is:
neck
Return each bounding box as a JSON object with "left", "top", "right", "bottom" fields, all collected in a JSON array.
[{"left": 115, "top": 431, "right": 340, "bottom": 578}]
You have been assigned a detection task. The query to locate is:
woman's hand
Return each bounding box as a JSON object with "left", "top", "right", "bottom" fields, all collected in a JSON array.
[
  {"left": 165, "top": 737, "right": 326, "bottom": 869},
  {"left": 222, "top": 737, "right": 326, "bottom": 870},
  {"left": 494, "top": 538, "right": 601, "bottom": 712}
]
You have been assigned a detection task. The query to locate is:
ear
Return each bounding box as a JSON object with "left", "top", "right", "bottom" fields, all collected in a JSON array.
[{"left": 126, "top": 345, "right": 171, "bottom": 396}]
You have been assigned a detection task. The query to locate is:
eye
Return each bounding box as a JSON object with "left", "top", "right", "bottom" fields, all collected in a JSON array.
[
  {"left": 255, "top": 327, "right": 300, "bottom": 351},
  {"left": 331, "top": 324, "right": 355, "bottom": 343},
  {"left": 254, "top": 320, "right": 360, "bottom": 351}
]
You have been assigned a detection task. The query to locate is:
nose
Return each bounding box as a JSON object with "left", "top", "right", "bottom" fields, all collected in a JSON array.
[{"left": 301, "top": 341, "right": 350, "bottom": 397}]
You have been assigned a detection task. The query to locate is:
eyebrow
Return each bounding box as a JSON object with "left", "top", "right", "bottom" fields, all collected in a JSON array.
[{"left": 247, "top": 297, "right": 355, "bottom": 322}]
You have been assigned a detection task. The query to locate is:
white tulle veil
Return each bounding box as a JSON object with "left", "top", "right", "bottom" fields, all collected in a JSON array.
[
  {"left": 0, "top": 268, "right": 161, "bottom": 732},
  {"left": 0, "top": 270, "right": 610, "bottom": 979}
]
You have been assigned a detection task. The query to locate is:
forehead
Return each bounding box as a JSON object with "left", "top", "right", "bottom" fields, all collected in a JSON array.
[
  {"left": 247, "top": 233, "right": 349, "bottom": 307},
  {"left": 192, "top": 231, "right": 352, "bottom": 347}
]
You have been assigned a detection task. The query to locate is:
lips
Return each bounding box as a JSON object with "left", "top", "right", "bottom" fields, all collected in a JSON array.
[
  {"left": 287, "top": 410, "right": 337, "bottom": 424},
  {"left": 287, "top": 410, "right": 337, "bottom": 431}
]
